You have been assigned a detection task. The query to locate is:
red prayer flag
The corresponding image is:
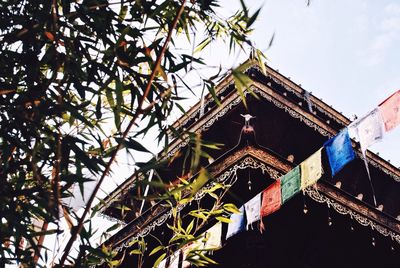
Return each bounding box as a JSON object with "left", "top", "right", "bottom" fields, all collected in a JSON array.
[
  {"left": 261, "top": 180, "right": 281, "bottom": 217},
  {"left": 379, "top": 90, "right": 400, "bottom": 132}
]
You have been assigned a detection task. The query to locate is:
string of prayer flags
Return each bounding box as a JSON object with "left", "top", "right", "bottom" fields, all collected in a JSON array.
[
  {"left": 378, "top": 90, "right": 400, "bottom": 132},
  {"left": 261, "top": 180, "right": 281, "bottom": 217},
  {"left": 348, "top": 108, "right": 384, "bottom": 157},
  {"left": 160, "top": 89, "right": 400, "bottom": 266},
  {"left": 244, "top": 193, "right": 261, "bottom": 229},
  {"left": 280, "top": 166, "right": 301, "bottom": 204},
  {"left": 300, "top": 148, "right": 323, "bottom": 189},
  {"left": 226, "top": 205, "right": 246, "bottom": 239},
  {"left": 203, "top": 222, "right": 222, "bottom": 250},
  {"left": 324, "top": 128, "right": 356, "bottom": 176}
]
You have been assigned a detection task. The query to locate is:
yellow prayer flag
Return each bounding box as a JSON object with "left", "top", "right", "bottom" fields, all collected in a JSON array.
[{"left": 300, "top": 148, "right": 323, "bottom": 189}]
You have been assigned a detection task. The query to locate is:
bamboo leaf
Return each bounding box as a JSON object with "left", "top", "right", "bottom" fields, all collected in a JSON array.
[
  {"left": 223, "top": 203, "right": 241, "bottom": 214},
  {"left": 190, "top": 168, "right": 210, "bottom": 196},
  {"left": 247, "top": 7, "right": 261, "bottom": 27},
  {"left": 194, "top": 38, "right": 211, "bottom": 54},
  {"left": 154, "top": 253, "right": 167, "bottom": 268},
  {"left": 105, "top": 88, "right": 115, "bottom": 108},
  {"left": 206, "top": 82, "right": 220, "bottom": 106},
  {"left": 149, "top": 245, "right": 164, "bottom": 256},
  {"left": 119, "top": 6, "right": 128, "bottom": 21},
  {"left": 96, "top": 96, "right": 102, "bottom": 119},
  {"left": 215, "top": 216, "right": 231, "bottom": 223}
]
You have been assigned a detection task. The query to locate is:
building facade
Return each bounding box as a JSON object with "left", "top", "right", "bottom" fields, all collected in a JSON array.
[{"left": 98, "top": 61, "right": 400, "bottom": 267}]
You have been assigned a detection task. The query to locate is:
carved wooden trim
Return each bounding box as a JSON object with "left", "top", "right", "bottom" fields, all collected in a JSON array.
[
  {"left": 99, "top": 64, "right": 400, "bottom": 215},
  {"left": 209, "top": 146, "right": 291, "bottom": 179},
  {"left": 163, "top": 81, "right": 400, "bottom": 181},
  {"left": 103, "top": 152, "right": 400, "bottom": 256},
  {"left": 261, "top": 64, "right": 350, "bottom": 125},
  {"left": 305, "top": 182, "right": 400, "bottom": 242},
  {"left": 102, "top": 154, "right": 285, "bottom": 253}
]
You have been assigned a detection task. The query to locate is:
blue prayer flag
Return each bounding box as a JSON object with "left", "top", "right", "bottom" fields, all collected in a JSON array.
[
  {"left": 324, "top": 128, "right": 356, "bottom": 176},
  {"left": 226, "top": 205, "right": 246, "bottom": 239}
]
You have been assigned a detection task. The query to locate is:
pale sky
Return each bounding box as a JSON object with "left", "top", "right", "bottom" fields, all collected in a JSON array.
[{"left": 212, "top": 0, "right": 400, "bottom": 167}]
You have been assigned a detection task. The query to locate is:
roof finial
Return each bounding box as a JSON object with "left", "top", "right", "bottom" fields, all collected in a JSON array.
[{"left": 241, "top": 114, "right": 256, "bottom": 127}]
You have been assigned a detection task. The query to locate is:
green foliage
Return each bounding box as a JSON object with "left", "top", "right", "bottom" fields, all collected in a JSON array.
[
  {"left": 0, "top": 0, "right": 262, "bottom": 266},
  {"left": 147, "top": 178, "right": 240, "bottom": 268}
]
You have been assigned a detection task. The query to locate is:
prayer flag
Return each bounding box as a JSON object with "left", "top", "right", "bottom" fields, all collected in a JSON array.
[
  {"left": 261, "top": 180, "right": 281, "bottom": 217},
  {"left": 349, "top": 110, "right": 382, "bottom": 207},
  {"left": 226, "top": 206, "right": 246, "bottom": 239},
  {"left": 347, "top": 124, "right": 358, "bottom": 141},
  {"left": 324, "top": 128, "right": 356, "bottom": 176},
  {"left": 182, "top": 241, "right": 199, "bottom": 268},
  {"left": 348, "top": 108, "right": 384, "bottom": 156},
  {"left": 182, "top": 259, "right": 191, "bottom": 268},
  {"left": 300, "top": 148, "right": 323, "bottom": 189},
  {"left": 203, "top": 222, "right": 222, "bottom": 249},
  {"left": 244, "top": 193, "right": 261, "bottom": 228},
  {"left": 158, "top": 257, "right": 167, "bottom": 268},
  {"left": 280, "top": 166, "right": 301, "bottom": 204},
  {"left": 378, "top": 90, "right": 400, "bottom": 132},
  {"left": 169, "top": 250, "right": 181, "bottom": 268}
]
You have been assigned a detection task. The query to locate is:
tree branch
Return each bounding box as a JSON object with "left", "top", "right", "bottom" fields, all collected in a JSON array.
[{"left": 58, "top": 1, "right": 187, "bottom": 265}]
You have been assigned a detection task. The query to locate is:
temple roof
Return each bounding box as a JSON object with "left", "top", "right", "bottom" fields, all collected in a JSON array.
[
  {"left": 99, "top": 60, "right": 400, "bottom": 221},
  {"left": 93, "top": 60, "right": 400, "bottom": 267}
]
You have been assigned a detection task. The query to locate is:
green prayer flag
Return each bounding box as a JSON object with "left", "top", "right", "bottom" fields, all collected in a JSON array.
[{"left": 280, "top": 165, "right": 301, "bottom": 204}]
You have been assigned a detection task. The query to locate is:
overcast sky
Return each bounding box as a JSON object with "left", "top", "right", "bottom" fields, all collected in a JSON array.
[{"left": 211, "top": 0, "right": 400, "bottom": 167}]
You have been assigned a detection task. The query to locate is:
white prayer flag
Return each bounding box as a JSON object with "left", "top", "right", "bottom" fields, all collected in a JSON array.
[
  {"left": 169, "top": 250, "right": 181, "bottom": 268},
  {"left": 204, "top": 222, "right": 222, "bottom": 249},
  {"left": 348, "top": 108, "right": 384, "bottom": 156},
  {"left": 244, "top": 193, "right": 261, "bottom": 229},
  {"left": 157, "top": 257, "right": 167, "bottom": 268}
]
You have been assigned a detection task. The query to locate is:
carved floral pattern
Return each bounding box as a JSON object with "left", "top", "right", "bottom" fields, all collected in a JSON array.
[
  {"left": 111, "top": 158, "right": 400, "bottom": 253},
  {"left": 304, "top": 186, "right": 400, "bottom": 243}
]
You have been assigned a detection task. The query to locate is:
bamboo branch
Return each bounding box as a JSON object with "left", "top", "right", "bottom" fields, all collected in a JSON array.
[{"left": 58, "top": 1, "right": 187, "bottom": 265}]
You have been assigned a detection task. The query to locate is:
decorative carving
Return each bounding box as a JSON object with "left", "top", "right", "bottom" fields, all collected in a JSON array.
[
  {"left": 101, "top": 80, "right": 400, "bottom": 219},
  {"left": 109, "top": 158, "right": 400, "bottom": 253},
  {"left": 355, "top": 151, "right": 400, "bottom": 182},
  {"left": 93, "top": 157, "right": 400, "bottom": 267},
  {"left": 175, "top": 80, "right": 235, "bottom": 132},
  {"left": 304, "top": 186, "right": 400, "bottom": 243},
  {"left": 106, "top": 156, "right": 284, "bottom": 253},
  {"left": 99, "top": 214, "right": 128, "bottom": 226},
  {"left": 165, "top": 83, "right": 400, "bottom": 182}
]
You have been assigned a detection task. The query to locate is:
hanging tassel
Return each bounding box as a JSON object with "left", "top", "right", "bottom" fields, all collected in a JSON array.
[
  {"left": 328, "top": 216, "right": 332, "bottom": 226},
  {"left": 258, "top": 220, "right": 263, "bottom": 233},
  {"left": 302, "top": 193, "right": 308, "bottom": 214},
  {"left": 260, "top": 219, "right": 265, "bottom": 233},
  {"left": 304, "top": 90, "right": 313, "bottom": 113},
  {"left": 361, "top": 153, "right": 378, "bottom": 207},
  {"left": 247, "top": 169, "right": 252, "bottom": 191}
]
